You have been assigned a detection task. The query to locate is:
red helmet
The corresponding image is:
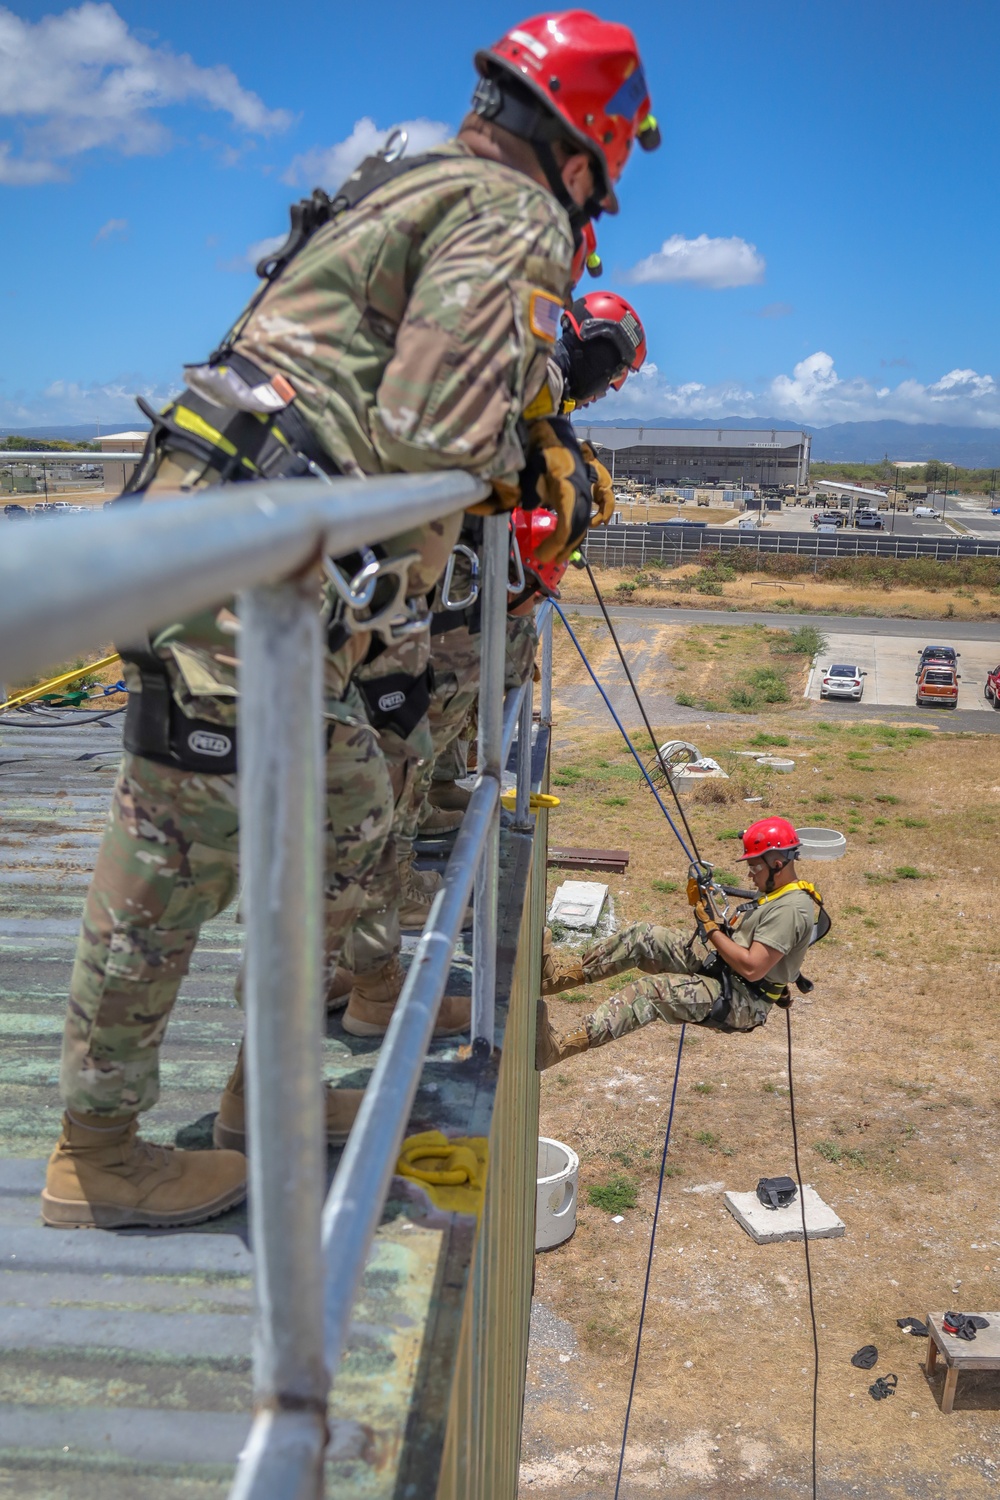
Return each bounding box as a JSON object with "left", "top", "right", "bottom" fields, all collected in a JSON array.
[
  {"left": 735, "top": 817, "right": 801, "bottom": 862},
  {"left": 512, "top": 508, "right": 569, "bottom": 598},
  {"left": 562, "top": 289, "right": 646, "bottom": 388},
  {"left": 570, "top": 220, "right": 603, "bottom": 286},
  {"left": 476, "top": 11, "right": 660, "bottom": 212}
]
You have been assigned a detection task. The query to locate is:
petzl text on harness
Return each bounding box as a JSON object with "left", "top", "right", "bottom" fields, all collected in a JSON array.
[{"left": 756, "top": 1176, "right": 798, "bottom": 1210}]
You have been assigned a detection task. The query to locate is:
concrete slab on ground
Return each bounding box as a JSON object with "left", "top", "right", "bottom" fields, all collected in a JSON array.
[
  {"left": 724, "top": 1184, "right": 845, "bottom": 1244},
  {"left": 807, "top": 633, "right": 1000, "bottom": 712}
]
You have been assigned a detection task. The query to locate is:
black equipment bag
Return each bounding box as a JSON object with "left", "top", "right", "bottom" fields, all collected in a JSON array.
[{"left": 756, "top": 1176, "right": 798, "bottom": 1211}]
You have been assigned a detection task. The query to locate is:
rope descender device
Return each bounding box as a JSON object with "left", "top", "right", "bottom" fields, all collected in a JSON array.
[{"left": 322, "top": 547, "right": 423, "bottom": 644}]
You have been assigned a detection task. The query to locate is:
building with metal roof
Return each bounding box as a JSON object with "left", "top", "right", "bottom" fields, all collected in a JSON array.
[{"left": 572, "top": 424, "right": 812, "bottom": 491}]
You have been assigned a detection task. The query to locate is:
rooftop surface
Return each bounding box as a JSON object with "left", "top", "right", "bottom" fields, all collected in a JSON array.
[{"left": 0, "top": 711, "right": 539, "bottom": 1496}]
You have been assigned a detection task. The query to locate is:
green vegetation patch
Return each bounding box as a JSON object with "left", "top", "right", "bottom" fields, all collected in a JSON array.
[{"left": 587, "top": 1174, "right": 639, "bottom": 1214}]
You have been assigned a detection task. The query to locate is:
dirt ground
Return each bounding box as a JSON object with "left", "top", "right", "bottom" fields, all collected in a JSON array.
[
  {"left": 520, "top": 684, "right": 1000, "bottom": 1496},
  {"left": 559, "top": 561, "right": 1000, "bottom": 621}
]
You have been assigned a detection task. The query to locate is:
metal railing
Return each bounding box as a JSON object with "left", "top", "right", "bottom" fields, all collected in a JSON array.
[
  {"left": 584, "top": 523, "right": 1000, "bottom": 566},
  {"left": 0, "top": 473, "right": 546, "bottom": 1499}
]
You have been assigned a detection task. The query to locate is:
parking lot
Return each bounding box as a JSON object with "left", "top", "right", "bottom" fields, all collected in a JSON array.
[{"left": 806, "top": 632, "right": 1000, "bottom": 712}]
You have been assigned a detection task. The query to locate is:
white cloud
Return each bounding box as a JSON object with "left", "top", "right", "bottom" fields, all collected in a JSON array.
[
  {"left": 603, "top": 351, "right": 1000, "bottom": 427},
  {"left": 218, "top": 232, "right": 285, "bottom": 275},
  {"left": 626, "top": 234, "right": 766, "bottom": 289},
  {"left": 283, "top": 116, "right": 452, "bottom": 190},
  {"left": 0, "top": 374, "right": 179, "bottom": 427},
  {"left": 0, "top": 2, "right": 291, "bottom": 185},
  {"left": 93, "top": 216, "right": 127, "bottom": 243}
]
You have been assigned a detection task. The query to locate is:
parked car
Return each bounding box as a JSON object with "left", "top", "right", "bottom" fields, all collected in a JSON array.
[
  {"left": 983, "top": 664, "right": 1000, "bottom": 707},
  {"left": 815, "top": 523, "right": 840, "bottom": 534},
  {"left": 3, "top": 502, "right": 27, "bottom": 517},
  {"left": 916, "top": 665, "right": 960, "bottom": 708},
  {"left": 736, "top": 514, "right": 760, "bottom": 530},
  {"left": 819, "top": 664, "right": 866, "bottom": 700},
  {"left": 854, "top": 510, "right": 884, "bottom": 530},
  {"left": 812, "top": 511, "right": 845, "bottom": 528},
  {"left": 916, "top": 645, "right": 959, "bottom": 675},
  {"left": 990, "top": 505, "right": 1000, "bottom": 516},
  {"left": 912, "top": 506, "right": 942, "bottom": 519}
]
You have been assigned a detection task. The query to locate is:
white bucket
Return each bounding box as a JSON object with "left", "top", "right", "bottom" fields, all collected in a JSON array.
[
  {"left": 535, "top": 1137, "right": 579, "bottom": 1251},
  {"left": 796, "top": 827, "right": 847, "bottom": 860}
]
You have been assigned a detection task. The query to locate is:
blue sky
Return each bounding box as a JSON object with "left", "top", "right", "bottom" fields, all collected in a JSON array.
[{"left": 3, "top": 0, "right": 1000, "bottom": 431}]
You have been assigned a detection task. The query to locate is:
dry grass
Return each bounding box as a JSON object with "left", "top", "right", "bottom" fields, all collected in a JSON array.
[
  {"left": 522, "top": 709, "right": 1000, "bottom": 1497},
  {"left": 560, "top": 561, "right": 1000, "bottom": 620},
  {"left": 8, "top": 649, "right": 125, "bottom": 706},
  {"left": 613, "top": 503, "right": 738, "bottom": 527}
]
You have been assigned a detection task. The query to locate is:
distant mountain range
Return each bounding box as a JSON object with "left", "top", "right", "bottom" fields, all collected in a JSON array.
[
  {"left": 7, "top": 417, "right": 1000, "bottom": 468},
  {"left": 0, "top": 424, "right": 144, "bottom": 444},
  {"left": 588, "top": 417, "right": 1000, "bottom": 467}
]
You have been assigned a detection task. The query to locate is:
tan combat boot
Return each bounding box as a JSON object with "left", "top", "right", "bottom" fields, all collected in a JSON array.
[
  {"left": 326, "top": 964, "right": 354, "bottom": 1013},
  {"left": 541, "top": 929, "right": 588, "bottom": 996},
  {"left": 212, "top": 1048, "right": 363, "bottom": 1152},
  {"left": 419, "top": 781, "right": 471, "bottom": 836},
  {"left": 398, "top": 853, "right": 472, "bottom": 931},
  {"left": 42, "top": 1111, "right": 247, "bottom": 1230},
  {"left": 343, "top": 955, "right": 470, "bottom": 1037},
  {"left": 535, "top": 1000, "right": 591, "bottom": 1071}
]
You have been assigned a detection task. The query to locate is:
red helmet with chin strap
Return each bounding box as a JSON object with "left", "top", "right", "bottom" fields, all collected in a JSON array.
[
  {"left": 570, "top": 220, "right": 603, "bottom": 286},
  {"left": 735, "top": 817, "right": 801, "bottom": 862},
  {"left": 562, "top": 289, "right": 646, "bottom": 388},
  {"left": 512, "top": 507, "right": 569, "bottom": 598},
  {"left": 475, "top": 11, "right": 660, "bottom": 213}
]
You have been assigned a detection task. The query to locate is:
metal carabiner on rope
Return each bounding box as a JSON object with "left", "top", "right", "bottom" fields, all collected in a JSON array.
[
  {"left": 380, "top": 128, "right": 409, "bottom": 163},
  {"left": 323, "top": 547, "right": 382, "bottom": 612},
  {"left": 441, "top": 542, "right": 480, "bottom": 610}
]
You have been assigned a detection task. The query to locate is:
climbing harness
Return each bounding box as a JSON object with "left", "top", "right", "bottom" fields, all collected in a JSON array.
[
  {"left": 554, "top": 574, "right": 823, "bottom": 1500},
  {"left": 868, "top": 1374, "right": 897, "bottom": 1401}
]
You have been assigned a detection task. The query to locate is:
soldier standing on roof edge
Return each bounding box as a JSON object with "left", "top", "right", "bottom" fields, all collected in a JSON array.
[
  {"left": 41, "top": 10, "right": 660, "bottom": 1231},
  {"left": 536, "top": 819, "right": 831, "bottom": 1069},
  {"left": 332, "top": 288, "right": 648, "bottom": 1035}
]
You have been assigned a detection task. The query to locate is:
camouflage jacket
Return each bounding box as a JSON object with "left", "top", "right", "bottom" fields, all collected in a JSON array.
[{"left": 233, "top": 140, "right": 574, "bottom": 489}]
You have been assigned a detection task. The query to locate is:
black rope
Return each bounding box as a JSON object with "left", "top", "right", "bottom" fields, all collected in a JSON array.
[
  {"left": 0, "top": 705, "right": 126, "bottom": 728},
  {"left": 786, "top": 1006, "right": 819, "bottom": 1500},
  {"left": 613, "top": 1024, "right": 686, "bottom": 1500},
  {"left": 583, "top": 559, "right": 704, "bottom": 865}
]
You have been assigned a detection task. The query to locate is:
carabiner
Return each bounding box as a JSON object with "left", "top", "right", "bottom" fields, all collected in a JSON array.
[
  {"left": 441, "top": 543, "right": 480, "bottom": 611},
  {"left": 380, "top": 128, "right": 408, "bottom": 163},
  {"left": 323, "top": 547, "right": 382, "bottom": 611}
]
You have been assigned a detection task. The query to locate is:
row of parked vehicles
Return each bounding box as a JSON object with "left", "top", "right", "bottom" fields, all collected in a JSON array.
[
  {"left": 3, "top": 501, "right": 96, "bottom": 517},
  {"left": 819, "top": 645, "right": 973, "bottom": 710},
  {"left": 811, "top": 506, "right": 941, "bottom": 532}
]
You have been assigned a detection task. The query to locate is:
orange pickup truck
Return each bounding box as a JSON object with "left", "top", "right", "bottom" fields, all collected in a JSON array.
[{"left": 916, "top": 665, "right": 960, "bottom": 708}]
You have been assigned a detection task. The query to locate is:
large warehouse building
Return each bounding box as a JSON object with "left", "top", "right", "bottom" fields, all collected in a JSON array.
[{"left": 572, "top": 425, "right": 812, "bottom": 491}]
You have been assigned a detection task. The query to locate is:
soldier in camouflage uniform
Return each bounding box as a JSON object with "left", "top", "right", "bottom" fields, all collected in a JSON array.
[
  {"left": 534, "top": 817, "right": 823, "bottom": 1070},
  {"left": 42, "top": 11, "right": 660, "bottom": 1227}
]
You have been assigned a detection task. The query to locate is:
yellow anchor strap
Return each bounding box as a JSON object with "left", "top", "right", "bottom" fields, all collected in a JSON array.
[
  {"left": 396, "top": 1131, "right": 489, "bottom": 1221},
  {"left": 757, "top": 879, "right": 822, "bottom": 908}
]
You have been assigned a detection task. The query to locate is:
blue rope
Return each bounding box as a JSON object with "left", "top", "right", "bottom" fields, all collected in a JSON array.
[
  {"left": 613, "top": 1024, "right": 686, "bottom": 1500},
  {"left": 552, "top": 603, "right": 695, "bottom": 864}
]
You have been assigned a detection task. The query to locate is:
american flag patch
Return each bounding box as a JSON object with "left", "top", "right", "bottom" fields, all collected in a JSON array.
[{"left": 529, "top": 290, "right": 563, "bottom": 343}]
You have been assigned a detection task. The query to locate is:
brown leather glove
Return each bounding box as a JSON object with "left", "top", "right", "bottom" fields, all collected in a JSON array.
[
  {"left": 693, "top": 897, "right": 719, "bottom": 937},
  {"left": 580, "top": 440, "right": 615, "bottom": 526},
  {"left": 521, "top": 417, "right": 593, "bottom": 563},
  {"left": 686, "top": 875, "right": 701, "bottom": 907},
  {"left": 466, "top": 477, "right": 521, "bottom": 516}
]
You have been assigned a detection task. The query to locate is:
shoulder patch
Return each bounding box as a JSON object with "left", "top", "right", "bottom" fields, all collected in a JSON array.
[{"left": 529, "top": 290, "right": 563, "bottom": 344}]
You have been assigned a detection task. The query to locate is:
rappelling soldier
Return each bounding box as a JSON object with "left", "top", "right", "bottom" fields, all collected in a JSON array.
[
  {"left": 41, "top": 11, "right": 660, "bottom": 1229},
  {"left": 536, "top": 818, "right": 828, "bottom": 1069}
]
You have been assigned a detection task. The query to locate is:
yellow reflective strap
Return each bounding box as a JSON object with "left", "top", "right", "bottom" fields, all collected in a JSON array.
[
  {"left": 757, "top": 879, "right": 822, "bottom": 908},
  {"left": 171, "top": 404, "right": 238, "bottom": 456}
]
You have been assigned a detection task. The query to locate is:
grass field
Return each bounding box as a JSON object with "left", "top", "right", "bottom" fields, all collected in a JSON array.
[
  {"left": 521, "top": 693, "right": 1000, "bottom": 1497},
  {"left": 560, "top": 556, "right": 1000, "bottom": 620}
]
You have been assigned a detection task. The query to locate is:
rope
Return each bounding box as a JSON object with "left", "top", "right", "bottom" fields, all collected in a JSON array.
[
  {"left": 583, "top": 560, "right": 704, "bottom": 865},
  {"left": 553, "top": 603, "right": 695, "bottom": 863},
  {"left": 786, "top": 1007, "right": 819, "bottom": 1500},
  {"left": 0, "top": 705, "right": 126, "bottom": 728},
  {"left": 613, "top": 1024, "right": 685, "bottom": 1499}
]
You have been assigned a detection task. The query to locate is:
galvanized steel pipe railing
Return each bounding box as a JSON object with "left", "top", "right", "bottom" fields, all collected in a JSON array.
[
  {"left": 0, "top": 470, "right": 550, "bottom": 1499},
  {"left": 0, "top": 472, "right": 487, "bottom": 687}
]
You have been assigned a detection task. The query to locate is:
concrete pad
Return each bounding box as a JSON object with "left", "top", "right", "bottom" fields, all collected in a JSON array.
[
  {"left": 724, "top": 1184, "right": 845, "bottom": 1244},
  {"left": 548, "top": 880, "right": 608, "bottom": 931},
  {"left": 807, "top": 632, "right": 1000, "bottom": 712}
]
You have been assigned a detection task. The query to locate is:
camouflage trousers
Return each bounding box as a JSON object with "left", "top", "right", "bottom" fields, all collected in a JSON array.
[
  {"left": 422, "top": 610, "right": 539, "bottom": 795},
  {"left": 579, "top": 923, "right": 773, "bottom": 1045},
  {"left": 343, "top": 621, "right": 433, "bottom": 977},
  {"left": 60, "top": 681, "right": 393, "bottom": 1115}
]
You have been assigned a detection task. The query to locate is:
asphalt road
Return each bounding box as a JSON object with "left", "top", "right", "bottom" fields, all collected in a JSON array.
[
  {"left": 560, "top": 602, "right": 1000, "bottom": 735},
  {"left": 567, "top": 602, "right": 1000, "bottom": 641}
]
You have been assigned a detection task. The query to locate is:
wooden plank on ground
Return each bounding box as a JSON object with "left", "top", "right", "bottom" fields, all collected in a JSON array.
[{"left": 548, "top": 846, "right": 629, "bottom": 873}]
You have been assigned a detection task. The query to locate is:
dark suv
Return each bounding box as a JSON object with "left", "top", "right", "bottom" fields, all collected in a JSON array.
[{"left": 916, "top": 645, "right": 959, "bottom": 676}]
